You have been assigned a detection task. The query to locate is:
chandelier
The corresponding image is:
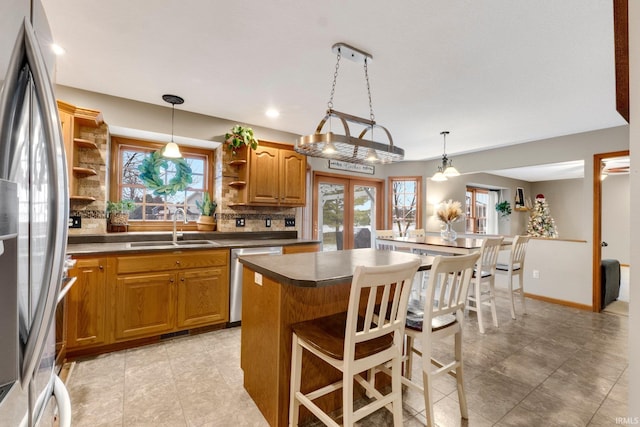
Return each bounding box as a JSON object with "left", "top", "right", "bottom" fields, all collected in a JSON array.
[
  {"left": 295, "top": 43, "right": 404, "bottom": 164},
  {"left": 431, "top": 131, "right": 460, "bottom": 181}
]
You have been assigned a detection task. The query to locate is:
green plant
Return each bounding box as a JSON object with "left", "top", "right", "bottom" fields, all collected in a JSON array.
[
  {"left": 106, "top": 199, "right": 136, "bottom": 213},
  {"left": 225, "top": 125, "right": 259, "bottom": 152},
  {"left": 495, "top": 200, "right": 512, "bottom": 218},
  {"left": 195, "top": 192, "right": 217, "bottom": 216}
]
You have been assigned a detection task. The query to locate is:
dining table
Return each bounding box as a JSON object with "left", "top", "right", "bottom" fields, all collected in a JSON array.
[{"left": 376, "top": 235, "right": 512, "bottom": 255}]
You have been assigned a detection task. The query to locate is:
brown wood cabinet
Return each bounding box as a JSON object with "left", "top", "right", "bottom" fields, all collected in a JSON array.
[
  {"left": 66, "top": 249, "right": 229, "bottom": 355},
  {"left": 282, "top": 243, "right": 321, "bottom": 254},
  {"left": 66, "top": 257, "right": 109, "bottom": 349},
  {"left": 176, "top": 266, "right": 228, "bottom": 328},
  {"left": 113, "top": 249, "right": 229, "bottom": 341},
  {"left": 115, "top": 271, "right": 176, "bottom": 340},
  {"left": 230, "top": 140, "right": 306, "bottom": 206}
]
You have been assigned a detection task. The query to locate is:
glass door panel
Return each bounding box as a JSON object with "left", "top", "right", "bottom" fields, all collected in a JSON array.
[
  {"left": 318, "top": 182, "right": 345, "bottom": 251},
  {"left": 352, "top": 185, "right": 376, "bottom": 248},
  {"left": 315, "top": 174, "right": 383, "bottom": 251}
]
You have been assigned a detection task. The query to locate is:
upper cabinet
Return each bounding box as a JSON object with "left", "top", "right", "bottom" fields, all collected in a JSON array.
[
  {"left": 229, "top": 140, "right": 306, "bottom": 207},
  {"left": 57, "top": 100, "right": 105, "bottom": 203}
]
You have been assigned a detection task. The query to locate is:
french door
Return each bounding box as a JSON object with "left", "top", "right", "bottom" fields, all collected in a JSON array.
[{"left": 313, "top": 173, "right": 384, "bottom": 251}]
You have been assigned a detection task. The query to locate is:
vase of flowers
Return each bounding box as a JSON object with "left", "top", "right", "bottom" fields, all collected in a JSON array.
[{"left": 437, "top": 199, "right": 462, "bottom": 241}]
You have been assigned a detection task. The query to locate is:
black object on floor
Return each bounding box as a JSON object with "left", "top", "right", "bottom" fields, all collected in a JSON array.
[{"left": 601, "top": 259, "right": 621, "bottom": 309}]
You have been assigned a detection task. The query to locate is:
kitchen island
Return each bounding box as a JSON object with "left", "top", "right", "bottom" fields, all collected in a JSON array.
[{"left": 238, "top": 248, "right": 433, "bottom": 427}]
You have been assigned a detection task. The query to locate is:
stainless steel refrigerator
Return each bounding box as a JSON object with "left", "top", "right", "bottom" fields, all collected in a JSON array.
[{"left": 0, "top": 0, "right": 71, "bottom": 425}]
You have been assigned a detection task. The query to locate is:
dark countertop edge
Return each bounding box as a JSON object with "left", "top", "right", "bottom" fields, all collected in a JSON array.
[
  {"left": 65, "top": 238, "right": 321, "bottom": 256},
  {"left": 239, "top": 258, "right": 348, "bottom": 288},
  {"left": 239, "top": 250, "right": 433, "bottom": 288},
  {"left": 67, "top": 230, "right": 300, "bottom": 245}
]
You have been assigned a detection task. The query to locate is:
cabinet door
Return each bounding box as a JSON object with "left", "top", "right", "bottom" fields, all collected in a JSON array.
[
  {"left": 176, "top": 267, "right": 229, "bottom": 328},
  {"left": 115, "top": 272, "right": 175, "bottom": 340},
  {"left": 66, "top": 257, "right": 108, "bottom": 349},
  {"left": 248, "top": 145, "right": 280, "bottom": 204},
  {"left": 279, "top": 150, "right": 306, "bottom": 205}
]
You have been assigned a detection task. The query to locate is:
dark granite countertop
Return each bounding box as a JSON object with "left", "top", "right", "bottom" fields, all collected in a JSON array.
[
  {"left": 238, "top": 248, "right": 434, "bottom": 288},
  {"left": 65, "top": 231, "right": 321, "bottom": 256}
]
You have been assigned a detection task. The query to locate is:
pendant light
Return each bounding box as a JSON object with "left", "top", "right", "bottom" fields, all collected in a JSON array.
[
  {"left": 162, "top": 94, "right": 184, "bottom": 158},
  {"left": 431, "top": 131, "right": 459, "bottom": 181},
  {"left": 295, "top": 43, "right": 404, "bottom": 164}
]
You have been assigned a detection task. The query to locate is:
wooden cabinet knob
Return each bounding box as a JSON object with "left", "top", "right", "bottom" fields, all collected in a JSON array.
[
  {"left": 99, "top": 265, "right": 103, "bottom": 270},
  {"left": 170, "top": 278, "right": 174, "bottom": 283}
]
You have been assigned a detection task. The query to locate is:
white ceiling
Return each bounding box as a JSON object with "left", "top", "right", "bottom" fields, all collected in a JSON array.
[{"left": 41, "top": 0, "right": 626, "bottom": 162}]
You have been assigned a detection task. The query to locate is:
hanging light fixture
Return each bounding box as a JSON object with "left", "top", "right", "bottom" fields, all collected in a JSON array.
[
  {"left": 431, "top": 131, "right": 459, "bottom": 181},
  {"left": 161, "top": 94, "right": 184, "bottom": 158},
  {"left": 295, "top": 43, "right": 404, "bottom": 164}
]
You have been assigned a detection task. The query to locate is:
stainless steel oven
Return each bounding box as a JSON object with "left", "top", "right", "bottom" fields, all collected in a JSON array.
[{"left": 229, "top": 246, "right": 282, "bottom": 325}]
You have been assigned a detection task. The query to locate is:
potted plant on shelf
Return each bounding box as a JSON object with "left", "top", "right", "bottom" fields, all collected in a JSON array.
[
  {"left": 106, "top": 199, "right": 136, "bottom": 231},
  {"left": 195, "top": 192, "right": 217, "bottom": 231},
  {"left": 225, "top": 124, "right": 259, "bottom": 155},
  {"left": 495, "top": 200, "right": 512, "bottom": 218}
]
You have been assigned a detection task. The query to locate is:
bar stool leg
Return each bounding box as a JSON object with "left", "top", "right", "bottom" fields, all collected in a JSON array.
[{"left": 289, "top": 333, "right": 303, "bottom": 427}]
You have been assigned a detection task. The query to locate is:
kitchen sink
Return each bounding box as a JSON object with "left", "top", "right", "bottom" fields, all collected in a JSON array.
[
  {"left": 174, "top": 240, "right": 214, "bottom": 246},
  {"left": 127, "top": 240, "right": 220, "bottom": 249},
  {"left": 128, "top": 241, "right": 174, "bottom": 248}
]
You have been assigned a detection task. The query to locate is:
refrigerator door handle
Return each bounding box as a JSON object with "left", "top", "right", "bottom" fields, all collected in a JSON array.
[
  {"left": 18, "top": 17, "right": 69, "bottom": 389},
  {"left": 53, "top": 375, "right": 71, "bottom": 427}
]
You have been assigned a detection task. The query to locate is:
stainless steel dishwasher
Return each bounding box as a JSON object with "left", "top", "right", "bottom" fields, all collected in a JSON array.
[{"left": 229, "top": 246, "right": 283, "bottom": 325}]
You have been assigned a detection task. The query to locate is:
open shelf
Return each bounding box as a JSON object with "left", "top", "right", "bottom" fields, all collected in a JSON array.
[
  {"left": 229, "top": 181, "right": 247, "bottom": 188},
  {"left": 70, "top": 195, "right": 96, "bottom": 202},
  {"left": 228, "top": 159, "right": 247, "bottom": 166},
  {"left": 74, "top": 138, "right": 98, "bottom": 149},
  {"left": 73, "top": 167, "right": 97, "bottom": 177}
]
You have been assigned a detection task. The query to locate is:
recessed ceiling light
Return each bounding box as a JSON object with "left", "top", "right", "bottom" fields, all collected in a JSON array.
[
  {"left": 265, "top": 109, "right": 280, "bottom": 118},
  {"left": 51, "top": 44, "right": 65, "bottom": 55}
]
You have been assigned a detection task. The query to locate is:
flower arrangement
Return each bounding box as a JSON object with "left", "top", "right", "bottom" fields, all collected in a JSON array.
[{"left": 436, "top": 199, "right": 463, "bottom": 223}]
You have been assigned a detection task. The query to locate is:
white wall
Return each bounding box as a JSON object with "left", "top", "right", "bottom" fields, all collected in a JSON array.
[
  {"left": 518, "top": 239, "right": 591, "bottom": 306},
  {"left": 54, "top": 85, "right": 300, "bottom": 146},
  {"left": 602, "top": 174, "right": 630, "bottom": 264}
]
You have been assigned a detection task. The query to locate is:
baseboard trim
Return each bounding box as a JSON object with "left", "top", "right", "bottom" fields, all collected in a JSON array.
[{"left": 525, "top": 293, "right": 592, "bottom": 311}]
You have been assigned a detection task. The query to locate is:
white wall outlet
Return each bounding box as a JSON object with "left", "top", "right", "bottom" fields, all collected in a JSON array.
[
  {"left": 254, "top": 272, "right": 263, "bottom": 286},
  {"left": 532, "top": 270, "right": 540, "bottom": 279}
]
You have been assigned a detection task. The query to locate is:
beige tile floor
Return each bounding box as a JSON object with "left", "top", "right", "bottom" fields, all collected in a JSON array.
[{"left": 66, "top": 288, "right": 628, "bottom": 426}]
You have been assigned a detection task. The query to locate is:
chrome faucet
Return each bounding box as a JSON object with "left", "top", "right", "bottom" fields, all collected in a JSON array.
[{"left": 173, "top": 208, "right": 188, "bottom": 243}]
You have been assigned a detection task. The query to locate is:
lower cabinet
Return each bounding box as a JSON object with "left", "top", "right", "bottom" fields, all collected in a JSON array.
[
  {"left": 115, "top": 271, "right": 176, "bottom": 340},
  {"left": 66, "top": 257, "right": 109, "bottom": 349},
  {"left": 66, "top": 249, "right": 229, "bottom": 353},
  {"left": 176, "top": 267, "right": 228, "bottom": 329}
]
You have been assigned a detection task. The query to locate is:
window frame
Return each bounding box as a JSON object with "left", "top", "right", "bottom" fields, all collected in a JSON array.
[
  {"left": 465, "top": 186, "right": 489, "bottom": 234},
  {"left": 387, "top": 176, "right": 422, "bottom": 236},
  {"left": 109, "top": 136, "right": 215, "bottom": 232}
]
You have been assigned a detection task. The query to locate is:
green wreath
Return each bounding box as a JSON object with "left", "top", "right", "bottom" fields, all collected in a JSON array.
[{"left": 138, "top": 150, "right": 193, "bottom": 196}]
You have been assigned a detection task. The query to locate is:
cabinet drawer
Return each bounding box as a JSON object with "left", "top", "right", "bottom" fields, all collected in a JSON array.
[{"left": 116, "top": 249, "right": 228, "bottom": 274}]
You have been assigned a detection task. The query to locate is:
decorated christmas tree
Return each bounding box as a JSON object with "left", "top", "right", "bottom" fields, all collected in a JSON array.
[{"left": 527, "top": 194, "right": 558, "bottom": 238}]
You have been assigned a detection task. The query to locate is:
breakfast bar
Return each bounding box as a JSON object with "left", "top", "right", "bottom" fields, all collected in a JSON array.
[{"left": 238, "top": 248, "right": 433, "bottom": 427}]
